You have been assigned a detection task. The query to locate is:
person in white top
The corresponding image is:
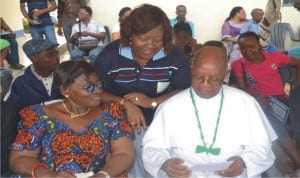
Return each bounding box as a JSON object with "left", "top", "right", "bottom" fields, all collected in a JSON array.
[
  {"left": 142, "top": 46, "right": 277, "bottom": 177},
  {"left": 70, "top": 6, "right": 106, "bottom": 61},
  {"left": 111, "top": 7, "right": 131, "bottom": 41}
]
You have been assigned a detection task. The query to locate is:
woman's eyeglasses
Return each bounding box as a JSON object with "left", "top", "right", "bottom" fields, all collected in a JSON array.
[{"left": 84, "top": 81, "right": 104, "bottom": 93}]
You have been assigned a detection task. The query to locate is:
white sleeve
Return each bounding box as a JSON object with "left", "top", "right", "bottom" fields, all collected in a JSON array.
[
  {"left": 239, "top": 145, "right": 275, "bottom": 177},
  {"left": 97, "top": 22, "right": 105, "bottom": 33},
  {"left": 142, "top": 105, "right": 172, "bottom": 177},
  {"left": 71, "top": 24, "right": 79, "bottom": 36}
]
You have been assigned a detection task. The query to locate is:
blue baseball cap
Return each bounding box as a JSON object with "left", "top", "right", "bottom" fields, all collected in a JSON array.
[{"left": 23, "top": 38, "right": 58, "bottom": 58}]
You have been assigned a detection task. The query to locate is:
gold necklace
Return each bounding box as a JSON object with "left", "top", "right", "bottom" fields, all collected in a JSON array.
[{"left": 62, "top": 101, "right": 90, "bottom": 119}]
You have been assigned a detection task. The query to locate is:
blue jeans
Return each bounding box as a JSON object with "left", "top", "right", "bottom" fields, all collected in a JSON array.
[
  {"left": 29, "top": 24, "right": 58, "bottom": 45},
  {"left": 70, "top": 46, "right": 103, "bottom": 62},
  {"left": 61, "top": 20, "right": 73, "bottom": 53},
  {"left": 1, "top": 35, "right": 20, "bottom": 65}
]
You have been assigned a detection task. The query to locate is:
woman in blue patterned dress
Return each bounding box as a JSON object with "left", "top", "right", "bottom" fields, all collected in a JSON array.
[{"left": 9, "top": 60, "right": 134, "bottom": 177}]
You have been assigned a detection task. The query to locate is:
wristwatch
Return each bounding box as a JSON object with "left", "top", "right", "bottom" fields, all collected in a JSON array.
[{"left": 151, "top": 100, "right": 158, "bottom": 109}]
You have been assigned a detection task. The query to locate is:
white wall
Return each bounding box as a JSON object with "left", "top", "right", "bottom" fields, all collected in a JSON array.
[
  {"left": 1, "top": 0, "right": 299, "bottom": 43},
  {"left": 89, "top": 0, "right": 300, "bottom": 43}
]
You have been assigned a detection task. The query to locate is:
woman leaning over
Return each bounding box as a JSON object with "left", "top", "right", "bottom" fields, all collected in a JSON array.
[
  {"left": 93, "top": 4, "right": 191, "bottom": 177},
  {"left": 9, "top": 60, "right": 135, "bottom": 177}
]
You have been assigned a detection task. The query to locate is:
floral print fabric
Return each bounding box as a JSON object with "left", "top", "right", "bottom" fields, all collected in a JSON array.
[{"left": 11, "top": 102, "right": 133, "bottom": 174}]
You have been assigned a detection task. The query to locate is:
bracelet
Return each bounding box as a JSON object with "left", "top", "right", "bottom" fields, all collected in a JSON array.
[
  {"left": 98, "top": 170, "right": 110, "bottom": 178},
  {"left": 120, "top": 98, "right": 125, "bottom": 105},
  {"left": 31, "top": 162, "right": 48, "bottom": 178}
]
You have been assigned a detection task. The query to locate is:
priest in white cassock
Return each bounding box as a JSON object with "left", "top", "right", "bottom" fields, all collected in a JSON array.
[{"left": 142, "top": 46, "right": 277, "bottom": 178}]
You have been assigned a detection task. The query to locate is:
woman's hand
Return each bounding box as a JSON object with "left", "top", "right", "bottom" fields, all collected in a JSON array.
[
  {"left": 123, "top": 101, "right": 146, "bottom": 133},
  {"left": 215, "top": 156, "right": 245, "bottom": 177},
  {"left": 124, "top": 92, "right": 153, "bottom": 109},
  {"left": 162, "top": 158, "right": 191, "bottom": 178}
]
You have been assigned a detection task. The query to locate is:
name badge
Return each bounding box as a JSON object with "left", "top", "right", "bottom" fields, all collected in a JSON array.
[{"left": 157, "top": 82, "right": 170, "bottom": 93}]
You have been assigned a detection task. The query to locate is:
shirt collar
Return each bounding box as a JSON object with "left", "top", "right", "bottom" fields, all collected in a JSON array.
[
  {"left": 119, "top": 45, "right": 167, "bottom": 61},
  {"left": 30, "top": 65, "right": 53, "bottom": 81}
]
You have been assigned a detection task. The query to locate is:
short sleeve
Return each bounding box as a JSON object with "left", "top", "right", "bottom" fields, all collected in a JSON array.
[
  {"left": 221, "top": 21, "right": 231, "bottom": 40},
  {"left": 102, "top": 102, "right": 134, "bottom": 140},
  {"left": 231, "top": 59, "right": 244, "bottom": 78},
  {"left": 267, "top": 52, "right": 290, "bottom": 66},
  {"left": 10, "top": 106, "right": 46, "bottom": 151}
]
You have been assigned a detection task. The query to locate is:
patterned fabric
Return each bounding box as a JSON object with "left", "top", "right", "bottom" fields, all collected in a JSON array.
[{"left": 11, "top": 102, "right": 133, "bottom": 174}]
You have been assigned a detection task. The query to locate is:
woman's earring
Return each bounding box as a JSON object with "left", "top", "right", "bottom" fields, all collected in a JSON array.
[
  {"left": 129, "top": 37, "right": 132, "bottom": 45},
  {"left": 64, "top": 95, "right": 69, "bottom": 98}
]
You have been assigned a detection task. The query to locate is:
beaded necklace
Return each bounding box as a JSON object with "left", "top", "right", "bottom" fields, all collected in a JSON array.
[{"left": 189, "top": 87, "right": 224, "bottom": 155}]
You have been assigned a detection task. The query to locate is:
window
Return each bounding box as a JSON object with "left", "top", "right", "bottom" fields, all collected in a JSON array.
[{"left": 283, "top": 0, "right": 293, "bottom": 6}]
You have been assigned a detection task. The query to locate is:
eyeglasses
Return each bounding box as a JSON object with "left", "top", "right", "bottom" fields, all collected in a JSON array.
[
  {"left": 84, "top": 81, "right": 104, "bottom": 93},
  {"left": 192, "top": 76, "right": 223, "bottom": 85}
]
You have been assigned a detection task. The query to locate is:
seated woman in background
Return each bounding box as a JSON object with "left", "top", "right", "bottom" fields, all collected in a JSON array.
[
  {"left": 221, "top": 6, "right": 247, "bottom": 62},
  {"left": 70, "top": 6, "right": 106, "bottom": 62},
  {"left": 231, "top": 31, "right": 300, "bottom": 168},
  {"left": 9, "top": 60, "right": 135, "bottom": 177},
  {"left": 173, "top": 22, "right": 200, "bottom": 65}
]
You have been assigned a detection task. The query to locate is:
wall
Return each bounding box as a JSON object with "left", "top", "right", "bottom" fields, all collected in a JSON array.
[{"left": 1, "top": 0, "right": 299, "bottom": 43}]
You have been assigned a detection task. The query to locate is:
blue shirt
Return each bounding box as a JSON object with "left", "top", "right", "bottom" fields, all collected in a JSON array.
[
  {"left": 20, "top": 0, "right": 54, "bottom": 26},
  {"left": 6, "top": 65, "right": 62, "bottom": 111},
  {"left": 93, "top": 41, "right": 191, "bottom": 125}
]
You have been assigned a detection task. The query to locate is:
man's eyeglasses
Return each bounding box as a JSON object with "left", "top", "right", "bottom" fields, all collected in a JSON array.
[
  {"left": 192, "top": 76, "right": 223, "bottom": 85},
  {"left": 84, "top": 81, "right": 104, "bottom": 93}
]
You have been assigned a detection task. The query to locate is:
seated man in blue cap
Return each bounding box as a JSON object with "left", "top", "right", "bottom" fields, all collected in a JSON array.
[{"left": 4, "top": 38, "right": 62, "bottom": 111}]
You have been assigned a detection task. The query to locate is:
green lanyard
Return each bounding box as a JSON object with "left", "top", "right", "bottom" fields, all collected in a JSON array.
[{"left": 189, "top": 87, "right": 224, "bottom": 155}]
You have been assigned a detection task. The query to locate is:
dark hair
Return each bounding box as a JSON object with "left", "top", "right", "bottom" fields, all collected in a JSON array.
[
  {"left": 81, "top": 6, "right": 92, "bottom": 16},
  {"left": 173, "top": 22, "right": 192, "bottom": 37},
  {"left": 225, "top": 6, "right": 243, "bottom": 22},
  {"left": 54, "top": 60, "right": 97, "bottom": 90},
  {"left": 120, "top": 4, "right": 173, "bottom": 53},
  {"left": 203, "top": 40, "right": 225, "bottom": 48},
  {"left": 238, "top": 31, "right": 260, "bottom": 43},
  {"left": 119, "top": 7, "right": 131, "bottom": 17}
]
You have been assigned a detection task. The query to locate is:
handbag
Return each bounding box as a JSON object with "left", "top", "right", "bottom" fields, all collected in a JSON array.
[
  {"left": 78, "top": 39, "right": 99, "bottom": 51},
  {"left": 268, "top": 95, "right": 289, "bottom": 124}
]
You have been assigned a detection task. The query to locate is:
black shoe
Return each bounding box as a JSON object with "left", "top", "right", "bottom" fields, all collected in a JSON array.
[{"left": 10, "top": 63, "right": 25, "bottom": 70}]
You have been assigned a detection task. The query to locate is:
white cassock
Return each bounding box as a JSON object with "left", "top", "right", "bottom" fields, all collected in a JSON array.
[{"left": 142, "top": 85, "right": 277, "bottom": 178}]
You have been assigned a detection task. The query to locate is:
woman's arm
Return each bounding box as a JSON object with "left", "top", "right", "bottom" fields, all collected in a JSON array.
[
  {"left": 94, "top": 137, "right": 135, "bottom": 177},
  {"left": 9, "top": 148, "right": 75, "bottom": 177}
]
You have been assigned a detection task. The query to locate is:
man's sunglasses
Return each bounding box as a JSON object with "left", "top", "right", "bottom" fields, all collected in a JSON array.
[{"left": 84, "top": 81, "right": 104, "bottom": 93}]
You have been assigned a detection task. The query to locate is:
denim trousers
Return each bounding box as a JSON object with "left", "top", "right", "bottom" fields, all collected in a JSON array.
[
  {"left": 1, "top": 35, "right": 20, "bottom": 65},
  {"left": 70, "top": 46, "right": 103, "bottom": 62},
  {"left": 29, "top": 24, "right": 57, "bottom": 45},
  {"left": 61, "top": 20, "right": 73, "bottom": 53}
]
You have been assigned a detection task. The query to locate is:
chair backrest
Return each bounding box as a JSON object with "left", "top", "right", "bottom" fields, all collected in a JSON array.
[
  {"left": 103, "top": 26, "right": 111, "bottom": 46},
  {"left": 270, "top": 23, "right": 300, "bottom": 51}
]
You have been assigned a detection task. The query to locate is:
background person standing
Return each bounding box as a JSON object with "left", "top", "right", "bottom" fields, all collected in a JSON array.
[
  {"left": 57, "top": 0, "right": 87, "bottom": 53},
  {"left": 20, "top": 0, "right": 58, "bottom": 44}
]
